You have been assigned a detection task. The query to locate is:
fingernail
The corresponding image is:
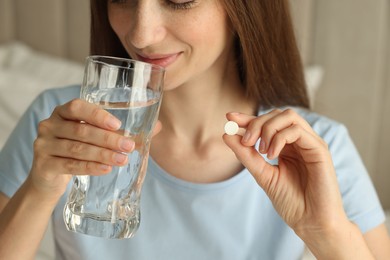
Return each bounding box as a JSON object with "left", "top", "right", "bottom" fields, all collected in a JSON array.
[
  {"left": 259, "top": 139, "right": 266, "bottom": 153},
  {"left": 242, "top": 130, "right": 251, "bottom": 143},
  {"left": 120, "top": 138, "right": 134, "bottom": 151},
  {"left": 114, "top": 153, "right": 127, "bottom": 164},
  {"left": 229, "top": 112, "right": 241, "bottom": 115},
  {"left": 100, "top": 164, "right": 111, "bottom": 171},
  {"left": 267, "top": 148, "right": 274, "bottom": 160},
  {"left": 107, "top": 117, "right": 121, "bottom": 129}
]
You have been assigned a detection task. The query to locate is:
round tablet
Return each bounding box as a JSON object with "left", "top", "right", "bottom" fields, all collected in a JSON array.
[{"left": 224, "top": 121, "right": 239, "bottom": 135}]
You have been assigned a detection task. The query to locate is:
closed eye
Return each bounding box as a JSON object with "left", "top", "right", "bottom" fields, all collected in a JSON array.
[{"left": 164, "top": 0, "right": 198, "bottom": 10}]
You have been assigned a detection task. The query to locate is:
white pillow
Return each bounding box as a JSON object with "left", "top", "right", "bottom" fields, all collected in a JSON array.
[{"left": 0, "top": 42, "right": 84, "bottom": 148}]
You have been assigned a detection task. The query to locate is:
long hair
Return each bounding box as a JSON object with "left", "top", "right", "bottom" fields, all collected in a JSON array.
[
  {"left": 90, "top": 1, "right": 128, "bottom": 58},
  {"left": 89, "top": 0, "right": 309, "bottom": 109}
]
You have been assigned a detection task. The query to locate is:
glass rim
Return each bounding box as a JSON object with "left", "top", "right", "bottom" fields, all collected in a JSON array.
[{"left": 86, "top": 55, "right": 165, "bottom": 72}]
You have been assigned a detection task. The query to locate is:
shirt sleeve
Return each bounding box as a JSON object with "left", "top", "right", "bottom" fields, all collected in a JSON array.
[
  {"left": 313, "top": 117, "right": 385, "bottom": 233},
  {"left": 0, "top": 86, "right": 78, "bottom": 198}
]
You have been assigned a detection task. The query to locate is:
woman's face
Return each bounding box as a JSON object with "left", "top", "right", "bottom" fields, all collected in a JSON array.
[{"left": 108, "top": 0, "right": 235, "bottom": 90}]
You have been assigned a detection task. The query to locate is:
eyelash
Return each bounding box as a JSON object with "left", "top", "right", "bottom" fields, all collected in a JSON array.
[
  {"left": 165, "top": 1, "right": 197, "bottom": 10},
  {"left": 109, "top": 0, "right": 197, "bottom": 10}
]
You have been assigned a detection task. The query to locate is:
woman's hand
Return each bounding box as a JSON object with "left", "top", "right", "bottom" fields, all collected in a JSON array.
[
  {"left": 223, "top": 109, "right": 348, "bottom": 237},
  {"left": 29, "top": 99, "right": 161, "bottom": 200}
]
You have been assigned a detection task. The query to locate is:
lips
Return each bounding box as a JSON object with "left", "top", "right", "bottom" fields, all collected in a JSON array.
[{"left": 136, "top": 53, "right": 180, "bottom": 68}]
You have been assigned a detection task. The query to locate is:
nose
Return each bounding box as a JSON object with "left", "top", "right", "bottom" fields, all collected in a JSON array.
[{"left": 128, "top": 2, "right": 167, "bottom": 49}]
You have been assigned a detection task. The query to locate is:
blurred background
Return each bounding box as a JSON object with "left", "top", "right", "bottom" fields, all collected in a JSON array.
[
  {"left": 291, "top": 0, "right": 390, "bottom": 211},
  {"left": 0, "top": 0, "right": 388, "bottom": 259}
]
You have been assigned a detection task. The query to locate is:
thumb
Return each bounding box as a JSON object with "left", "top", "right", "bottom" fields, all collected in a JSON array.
[{"left": 223, "top": 134, "right": 277, "bottom": 190}]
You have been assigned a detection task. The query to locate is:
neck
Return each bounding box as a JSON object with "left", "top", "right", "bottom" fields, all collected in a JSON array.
[
  {"left": 159, "top": 66, "right": 256, "bottom": 145},
  {"left": 149, "top": 52, "right": 257, "bottom": 183}
]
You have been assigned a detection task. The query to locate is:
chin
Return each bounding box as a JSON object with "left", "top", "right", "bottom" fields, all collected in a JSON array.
[
  {"left": 161, "top": 84, "right": 180, "bottom": 92},
  {"left": 159, "top": 76, "right": 184, "bottom": 92}
]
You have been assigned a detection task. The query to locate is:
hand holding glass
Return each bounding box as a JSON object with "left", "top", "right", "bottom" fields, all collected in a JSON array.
[{"left": 63, "top": 56, "right": 165, "bottom": 239}]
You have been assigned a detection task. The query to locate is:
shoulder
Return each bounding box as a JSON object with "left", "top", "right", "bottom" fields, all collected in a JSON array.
[
  {"left": 36, "top": 85, "right": 81, "bottom": 105},
  {"left": 8, "top": 84, "right": 82, "bottom": 135},
  {"left": 27, "top": 85, "right": 81, "bottom": 118},
  {"left": 5, "top": 84, "right": 81, "bottom": 139},
  {"left": 291, "top": 107, "right": 347, "bottom": 139}
]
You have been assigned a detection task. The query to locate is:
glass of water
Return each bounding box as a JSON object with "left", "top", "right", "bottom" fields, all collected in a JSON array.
[{"left": 63, "top": 56, "right": 165, "bottom": 239}]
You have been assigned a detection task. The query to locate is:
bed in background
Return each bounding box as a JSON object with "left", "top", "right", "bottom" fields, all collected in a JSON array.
[{"left": 0, "top": 42, "right": 84, "bottom": 147}]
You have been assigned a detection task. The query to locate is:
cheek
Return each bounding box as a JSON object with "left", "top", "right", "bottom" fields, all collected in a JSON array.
[
  {"left": 107, "top": 9, "right": 137, "bottom": 57},
  {"left": 195, "top": 7, "right": 230, "bottom": 55},
  {"left": 183, "top": 11, "right": 232, "bottom": 67},
  {"left": 107, "top": 8, "right": 130, "bottom": 42}
]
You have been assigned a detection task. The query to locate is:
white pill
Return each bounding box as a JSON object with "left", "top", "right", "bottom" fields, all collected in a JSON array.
[{"left": 224, "top": 121, "right": 239, "bottom": 135}]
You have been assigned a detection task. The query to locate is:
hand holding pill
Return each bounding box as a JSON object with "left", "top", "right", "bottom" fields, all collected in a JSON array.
[{"left": 224, "top": 120, "right": 246, "bottom": 136}]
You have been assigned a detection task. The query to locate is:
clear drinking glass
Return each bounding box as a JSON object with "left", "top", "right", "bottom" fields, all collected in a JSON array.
[{"left": 63, "top": 56, "right": 165, "bottom": 239}]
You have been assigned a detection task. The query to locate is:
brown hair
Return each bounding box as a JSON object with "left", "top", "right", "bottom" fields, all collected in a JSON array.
[{"left": 90, "top": 0, "right": 309, "bottom": 109}]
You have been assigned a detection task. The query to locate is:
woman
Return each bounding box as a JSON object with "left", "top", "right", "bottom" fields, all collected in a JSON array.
[{"left": 0, "top": 0, "right": 389, "bottom": 259}]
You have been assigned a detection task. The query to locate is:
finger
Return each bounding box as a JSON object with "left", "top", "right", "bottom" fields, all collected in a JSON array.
[
  {"left": 260, "top": 109, "right": 320, "bottom": 154},
  {"left": 266, "top": 124, "right": 304, "bottom": 160},
  {"left": 227, "top": 110, "right": 283, "bottom": 147},
  {"left": 223, "top": 134, "right": 277, "bottom": 190},
  {"left": 53, "top": 99, "right": 122, "bottom": 131},
  {"left": 44, "top": 156, "right": 113, "bottom": 176},
  {"left": 226, "top": 112, "right": 257, "bottom": 127},
  {"left": 226, "top": 110, "right": 282, "bottom": 128},
  {"left": 267, "top": 124, "right": 329, "bottom": 163},
  {"left": 42, "top": 119, "right": 135, "bottom": 153},
  {"left": 37, "top": 137, "right": 129, "bottom": 167}
]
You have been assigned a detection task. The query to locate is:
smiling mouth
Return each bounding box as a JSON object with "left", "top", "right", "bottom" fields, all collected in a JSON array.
[{"left": 136, "top": 53, "right": 180, "bottom": 68}]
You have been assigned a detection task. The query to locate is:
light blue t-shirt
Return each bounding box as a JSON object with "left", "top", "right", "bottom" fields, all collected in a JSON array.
[{"left": 0, "top": 85, "right": 385, "bottom": 260}]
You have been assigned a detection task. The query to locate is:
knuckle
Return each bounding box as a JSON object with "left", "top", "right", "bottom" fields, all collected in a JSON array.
[
  {"left": 98, "top": 148, "right": 110, "bottom": 163},
  {"left": 33, "top": 138, "right": 44, "bottom": 151},
  {"left": 84, "top": 161, "right": 95, "bottom": 172},
  {"left": 246, "top": 119, "right": 256, "bottom": 130},
  {"left": 67, "top": 99, "right": 83, "bottom": 116},
  {"left": 248, "top": 117, "right": 264, "bottom": 132},
  {"left": 268, "top": 108, "right": 282, "bottom": 115},
  {"left": 102, "top": 131, "right": 112, "bottom": 146},
  {"left": 33, "top": 139, "right": 48, "bottom": 159},
  {"left": 262, "top": 121, "right": 276, "bottom": 137},
  {"left": 273, "top": 132, "right": 286, "bottom": 144},
  {"left": 291, "top": 123, "right": 302, "bottom": 132},
  {"left": 73, "top": 122, "right": 89, "bottom": 138},
  {"left": 51, "top": 105, "right": 62, "bottom": 117},
  {"left": 283, "top": 108, "right": 296, "bottom": 117},
  {"left": 90, "top": 106, "right": 102, "bottom": 120},
  {"left": 68, "top": 141, "right": 84, "bottom": 155},
  {"left": 63, "top": 159, "right": 78, "bottom": 173},
  {"left": 37, "top": 119, "right": 52, "bottom": 135}
]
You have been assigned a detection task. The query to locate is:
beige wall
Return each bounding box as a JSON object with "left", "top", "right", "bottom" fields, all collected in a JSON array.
[
  {"left": 291, "top": 0, "right": 390, "bottom": 209},
  {"left": 311, "top": 0, "right": 390, "bottom": 209},
  {"left": 0, "top": 0, "right": 90, "bottom": 62}
]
